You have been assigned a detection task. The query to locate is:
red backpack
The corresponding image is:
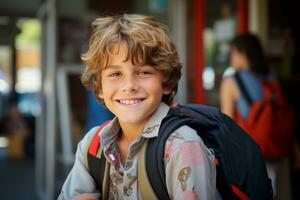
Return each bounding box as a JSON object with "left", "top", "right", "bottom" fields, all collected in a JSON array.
[{"left": 234, "top": 73, "right": 295, "bottom": 160}]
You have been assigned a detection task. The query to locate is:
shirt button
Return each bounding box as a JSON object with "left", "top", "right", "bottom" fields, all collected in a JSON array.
[
  {"left": 124, "top": 187, "right": 132, "bottom": 196},
  {"left": 109, "top": 154, "right": 115, "bottom": 161}
]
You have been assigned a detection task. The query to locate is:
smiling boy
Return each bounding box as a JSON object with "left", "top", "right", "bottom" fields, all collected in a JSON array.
[{"left": 58, "top": 14, "right": 216, "bottom": 200}]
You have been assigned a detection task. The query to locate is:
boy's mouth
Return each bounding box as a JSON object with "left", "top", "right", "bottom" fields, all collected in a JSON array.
[{"left": 116, "top": 98, "right": 145, "bottom": 105}]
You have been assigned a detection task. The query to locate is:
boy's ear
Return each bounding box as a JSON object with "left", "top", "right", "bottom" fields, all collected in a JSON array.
[
  {"left": 98, "top": 90, "right": 104, "bottom": 99},
  {"left": 163, "top": 87, "right": 172, "bottom": 95}
]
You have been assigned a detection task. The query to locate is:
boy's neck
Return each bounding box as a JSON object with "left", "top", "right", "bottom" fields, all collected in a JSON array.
[
  {"left": 117, "top": 122, "right": 145, "bottom": 165},
  {"left": 118, "top": 121, "right": 146, "bottom": 144}
]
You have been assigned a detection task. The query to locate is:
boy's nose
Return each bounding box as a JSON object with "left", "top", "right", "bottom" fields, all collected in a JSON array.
[{"left": 121, "top": 76, "right": 139, "bottom": 93}]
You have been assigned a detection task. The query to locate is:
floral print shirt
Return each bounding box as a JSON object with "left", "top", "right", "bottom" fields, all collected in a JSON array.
[{"left": 58, "top": 103, "right": 216, "bottom": 200}]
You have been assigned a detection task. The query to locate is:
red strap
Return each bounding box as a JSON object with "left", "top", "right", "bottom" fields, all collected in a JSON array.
[
  {"left": 214, "top": 158, "right": 219, "bottom": 166},
  {"left": 231, "top": 184, "right": 250, "bottom": 200},
  {"left": 88, "top": 120, "right": 111, "bottom": 156}
]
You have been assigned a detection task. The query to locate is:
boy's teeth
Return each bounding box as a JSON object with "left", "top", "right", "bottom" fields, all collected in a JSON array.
[{"left": 120, "top": 99, "right": 141, "bottom": 105}]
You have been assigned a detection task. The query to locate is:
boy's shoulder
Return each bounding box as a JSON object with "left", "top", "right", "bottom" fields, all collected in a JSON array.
[
  {"left": 167, "top": 125, "right": 199, "bottom": 141},
  {"left": 83, "top": 119, "right": 115, "bottom": 144},
  {"left": 165, "top": 125, "right": 207, "bottom": 152},
  {"left": 80, "top": 126, "right": 101, "bottom": 151}
]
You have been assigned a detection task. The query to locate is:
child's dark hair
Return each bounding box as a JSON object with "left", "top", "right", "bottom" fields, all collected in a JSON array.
[
  {"left": 231, "top": 33, "right": 269, "bottom": 76},
  {"left": 81, "top": 14, "right": 182, "bottom": 104}
]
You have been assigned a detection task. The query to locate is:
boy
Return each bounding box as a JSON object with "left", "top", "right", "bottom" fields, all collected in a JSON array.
[{"left": 58, "top": 14, "right": 216, "bottom": 200}]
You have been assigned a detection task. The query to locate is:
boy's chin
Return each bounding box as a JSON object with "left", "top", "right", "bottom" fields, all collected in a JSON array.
[{"left": 117, "top": 115, "right": 149, "bottom": 125}]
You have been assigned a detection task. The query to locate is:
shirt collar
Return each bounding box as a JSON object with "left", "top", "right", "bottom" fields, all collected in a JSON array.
[
  {"left": 141, "top": 102, "right": 170, "bottom": 138},
  {"left": 98, "top": 117, "right": 120, "bottom": 150},
  {"left": 98, "top": 103, "right": 170, "bottom": 167},
  {"left": 99, "top": 102, "right": 170, "bottom": 142}
]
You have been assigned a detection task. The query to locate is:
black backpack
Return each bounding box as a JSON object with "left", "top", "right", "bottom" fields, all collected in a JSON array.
[{"left": 87, "top": 104, "right": 273, "bottom": 200}]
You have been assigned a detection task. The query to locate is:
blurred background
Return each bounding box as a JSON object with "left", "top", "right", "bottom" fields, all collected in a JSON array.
[{"left": 0, "top": 0, "right": 299, "bottom": 199}]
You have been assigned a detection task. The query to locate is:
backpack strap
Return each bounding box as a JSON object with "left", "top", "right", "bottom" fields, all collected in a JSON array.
[
  {"left": 234, "top": 72, "right": 253, "bottom": 106},
  {"left": 87, "top": 121, "right": 111, "bottom": 200},
  {"left": 145, "top": 111, "right": 181, "bottom": 200},
  {"left": 137, "top": 140, "right": 158, "bottom": 200}
]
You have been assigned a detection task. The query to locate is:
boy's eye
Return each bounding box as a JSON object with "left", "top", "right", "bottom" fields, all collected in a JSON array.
[
  {"left": 137, "top": 70, "right": 153, "bottom": 76},
  {"left": 108, "top": 72, "right": 121, "bottom": 78}
]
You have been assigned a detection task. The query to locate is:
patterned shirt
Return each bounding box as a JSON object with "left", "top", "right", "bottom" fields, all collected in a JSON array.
[{"left": 58, "top": 103, "right": 216, "bottom": 199}]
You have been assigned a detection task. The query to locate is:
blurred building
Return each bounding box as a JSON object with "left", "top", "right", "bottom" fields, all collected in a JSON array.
[{"left": 0, "top": 0, "right": 299, "bottom": 200}]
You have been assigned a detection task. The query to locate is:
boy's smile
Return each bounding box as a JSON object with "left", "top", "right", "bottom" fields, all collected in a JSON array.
[
  {"left": 117, "top": 98, "right": 145, "bottom": 106},
  {"left": 99, "top": 41, "right": 170, "bottom": 129}
]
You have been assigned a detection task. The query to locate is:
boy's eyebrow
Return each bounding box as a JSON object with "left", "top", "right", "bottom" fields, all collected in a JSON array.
[
  {"left": 104, "top": 64, "right": 148, "bottom": 70},
  {"left": 103, "top": 65, "right": 121, "bottom": 70}
]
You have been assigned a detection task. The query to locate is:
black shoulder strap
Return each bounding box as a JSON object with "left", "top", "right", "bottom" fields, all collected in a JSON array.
[
  {"left": 146, "top": 116, "right": 175, "bottom": 200},
  {"left": 234, "top": 72, "right": 253, "bottom": 106},
  {"left": 87, "top": 150, "right": 106, "bottom": 194},
  {"left": 87, "top": 121, "right": 111, "bottom": 199}
]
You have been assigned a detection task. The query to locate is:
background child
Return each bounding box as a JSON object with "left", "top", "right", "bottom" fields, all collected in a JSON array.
[
  {"left": 220, "top": 33, "right": 293, "bottom": 198},
  {"left": 58, "top": 14, "right": 216, "bottom": 200},
  {"left": 220, "top": 33, "right": 270, "bottom": 119}
]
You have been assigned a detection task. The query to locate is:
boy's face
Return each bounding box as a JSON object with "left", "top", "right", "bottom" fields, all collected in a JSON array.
[{"left": 99, "top": 41, "right": 171, "bottom": 127}]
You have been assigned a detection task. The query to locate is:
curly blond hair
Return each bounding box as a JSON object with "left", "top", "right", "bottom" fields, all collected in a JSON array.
[{"left": 81, "top": 14, "right": 182, "bottom": 104}]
